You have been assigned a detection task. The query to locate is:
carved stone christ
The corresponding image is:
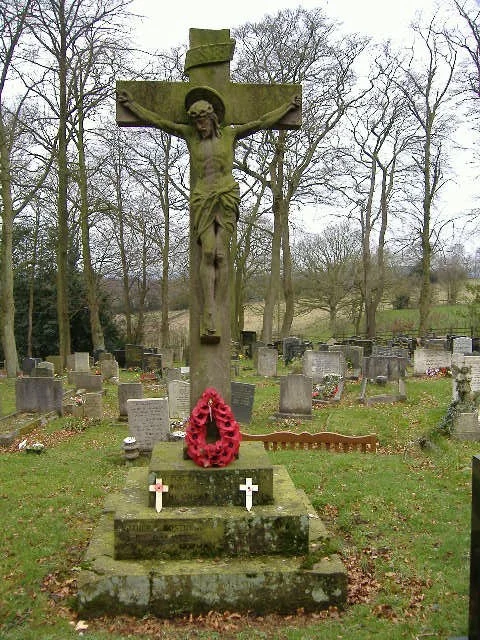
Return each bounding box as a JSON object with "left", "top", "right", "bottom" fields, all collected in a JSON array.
[{"left": 118, "top": 86, "right": 300, "bottom": 342}]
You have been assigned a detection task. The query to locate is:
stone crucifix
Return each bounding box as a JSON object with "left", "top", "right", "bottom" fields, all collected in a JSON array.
[{"left": 117, "top": 28, "right": 301, "bottom": 406}]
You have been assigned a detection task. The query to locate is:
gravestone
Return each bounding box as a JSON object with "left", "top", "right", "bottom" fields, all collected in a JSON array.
[
  {"left": 45, "top": 355, "right": 63, "bottom": 374},
  {"left": 21, "top": 357, "right": 42, "bottom": 376},
  {"left": 452, "top": 355, "right": 480, "bottom": 401},
  {"left": 329, "top": 344, "right": 364, "bottom": 376},
  {"left": 283, "top": 336, "right": 310, "bottom": 364},
  {"left": 240, "top": 330, "right": 257, "bottom": 358},
  {"left": 257, "top": 347, "right": 278, "bottom": 377},
  {"left": 73, "top": 352, "right": 90, "bottom": 372},
  {"left": 303, "top": 350, "right": 346, "bottom": 383},
  {"left": 166, "top": 367, "right": 182, "bottom": 384},
  {"left": 127, "top": 397, "right": 170, "bottom": 452},
  {"left": 118, "top": 382, "right": 143, "bottom": 419},
  {"left": 344, "top": 338, "right": 373, "bottom": 357},
  {"left": 16, "top": 377, "right": 63, "bottom": 414},
  {"left": 453, "top": 337, "right": 473, "bottom": 355},
  {"left": 99, "top": 352, "right": 114, "bottom": 361},
  {"left": 168, "top": 380, "right": 191, "bottom": 419},
  {"left": 69, "top": 372, "right": 103, "bottom": 392},
  {"left": 363, "top": 355, "right": 407, "bottom": 381},
  {"left": 33, "top": 361, "right": 54, "bottom": 377},
  {"left": 413, "top": 348, "right": 452, "bottom": 375},
  {"left": 83, "top": 392, "right": 103, "bottom": 420},
  {"left": 277, "top": 374, "right": 313, "bottom": 418},
  {"left": 231, "top": 381, "right": 255, "bottom": 424},
  {"left": 114, "top": 349, "right": 126, "bottom": 368},
  {"left": 125, "top": 344, "right": 144, "bottom": 369},
  {"left": 143, "top": 353, "right": 163, "bottom": 373},
  {"left": 100, "top": 359, "right": 119, "bottom": 381}
]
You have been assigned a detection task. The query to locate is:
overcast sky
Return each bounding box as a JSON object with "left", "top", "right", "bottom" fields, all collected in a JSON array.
[{"left": 128, "top": 0, "right": 440, "bottom": 51}]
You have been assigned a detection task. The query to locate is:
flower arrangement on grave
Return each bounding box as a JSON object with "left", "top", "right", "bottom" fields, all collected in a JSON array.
[
  {"left": 312, "top": 374, "right": 341, "bottom": 401},
  {"left": 426, "top": 367, "right": 451, "bottom": 378},
  {"left": 185, "top": 387, "right": 241, "bottom": 468}
]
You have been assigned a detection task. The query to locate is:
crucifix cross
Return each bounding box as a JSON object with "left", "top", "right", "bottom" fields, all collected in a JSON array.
[
  {"left": 116, "top": 27, "right": 302, "bottom": 407},
  {"left": 149, "top": 477, "right": 169, "bottom": 513},
  {"left": 239, "top": 477, "right": 258, "bottom": 511}
]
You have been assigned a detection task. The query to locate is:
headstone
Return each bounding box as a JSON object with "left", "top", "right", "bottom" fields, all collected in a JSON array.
[
  {"left": 240, "top": 330, "right": 257, "bottom": 358},
  {"left": 99, "top": 352, "right": 114, "bottom": 361},
  {"left": 166, "top": 367, "right": 181, "bottom": 384},
  {"left": 21, "top": 357, "right": 42, "bottom": 376},
  {"left": 278, "top": 374, "right": 312, "bottom": 418},
  {"left": 168, "top": 380, "right": 191, "bottom": 419},
  {"left": 33, "top": 361, "right": 54, "bottom": 377},
  {"left": 231, "top": 381, "right": 255, "bottom": 424},
  {"left": 69, "top": 371, "right": 103, "bottom": 392},
  {"left": 452, "top": 355, "right": 480, "bottom": 401},
  {"left": 100, "top": 359, "right": 119, "bottom": 381},
  {"left": 127, "top": 397, "right": 170, "bottom": 452},
  {"left": 303, "top": 350, "right": 346, "bottom": 383},
  {"left": 283, "top": 336, "right": 310, "bottom": 364},
  {"left": 413, "top": 348, "right": 452, "bottom": 375},
  {"left": 125, "top": 344, "right": 144, "bottom": 369},
  {"left": 257, "top": 347, "right": 278, "bottom": 377},
  {"left": 73, "top": 352, "right": 90, "bottom": 372},
  {"left": 16, "top": 377, "right": 63, "bottom": 414},
  {"left": 83, "top": 392, "right": 103, "bottom": 420},
  {"left": 453, "top": 337, "right": 473, "bottom": 355},
  {"left": 118, "top": 382, "right": 143, "bottom": 419},
  {"left": 159, "top": 348, "right": 174, "bottom": 368},
  {"left": 344, "top": 338, "right": 373, "bottom": 357},
  {"left": 143, "top": 353, "right": 163, "bottom": 373},
  {"left": 329, "top": 344, "right": 364, "bottom": 375},
  {"left": 114, "top": 349, "right": 126, "bottom": 368},
  {"left": 363, "top": 355, "right": 407, "bottom": 381},
  {"left": 44, "top": 355, "right": 63, "bottom": 374}
]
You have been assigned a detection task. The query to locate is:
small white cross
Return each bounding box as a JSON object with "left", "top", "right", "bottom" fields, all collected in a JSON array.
[
  {"left": 239, "top": 477, "right": 258, "bottom": 512},
  {"left": 149, "top": 477, "right": 169, "bottom": 513}
]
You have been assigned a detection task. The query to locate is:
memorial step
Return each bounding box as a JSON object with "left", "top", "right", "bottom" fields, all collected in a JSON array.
[
  {"left": 112, "top": 466, "right": 327, "bottom": 560},
  {"left": 77, "top": 513, "right": 347, "bottom": 618},
  {"left": 148, "top": 441, "right": 274, "bottom": 507}
]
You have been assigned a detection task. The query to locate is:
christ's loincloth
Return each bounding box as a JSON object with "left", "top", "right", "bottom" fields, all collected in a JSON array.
[{"left": 191, "top": 178, "right": 240, "bottom": 239}]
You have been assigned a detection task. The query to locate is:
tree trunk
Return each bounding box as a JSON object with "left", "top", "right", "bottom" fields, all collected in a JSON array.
[
  {"left": 280, "top": 206, "right": 294, "bottom": 338},
  {"left": 76, "top": 104, "right": 105, "bottom": 353},
  {"left": 0, "top": 116, "right": 18, "bottom": 376}
]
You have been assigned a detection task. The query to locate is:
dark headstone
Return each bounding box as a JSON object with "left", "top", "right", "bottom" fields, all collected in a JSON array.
[
  {"left": 21, "top": 357, "right": 42, "bottom": 375},
  {"left": 114, "top": 349, "right": 126, "bottom": 368},
  {"left": 240, "top": 331, "right": 257, "bottom": 357},
  {"left": 143, "top": 353, "right": 163, "bottom": 373},
  {"left": 231, "top": 381, "right": 255, "bottom": 424},
  {"left": 125, "top": 344, "right": 144, "bottom": 369},
  {"left": 16, "top": 377, "right": 63, "bottom": 414}
]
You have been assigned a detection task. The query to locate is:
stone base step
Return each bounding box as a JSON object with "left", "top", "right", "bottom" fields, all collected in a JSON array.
[
  {"left": 77, "top": 512, "right": 347, "bottom": 617},
  {"left": 112, "top": 466, "right": 326, "bottom": 560}
]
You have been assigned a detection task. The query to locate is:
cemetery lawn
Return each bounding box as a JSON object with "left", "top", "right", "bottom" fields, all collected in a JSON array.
[{"left": 0, "top": 370, "right": 473, "bottom": 639}]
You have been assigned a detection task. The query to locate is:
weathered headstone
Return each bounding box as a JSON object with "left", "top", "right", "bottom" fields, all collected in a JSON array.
[
  {"left": 83, "top": 392, "right": 103, "bottom": 420},
  {"left": 16, "top": 377, "right": 63, "bottom": 414},
  {"left": 100, "top": 359, "right": 119, "bottom": 381},
  {"left": 125, "top": 344, "right": 144, "bottom": 369},
  {"left": 277, "top": 374, "right": 312, "bottom": 418},
  {"left": 303, "top": 350, "right": 346, "bottom": 383},
  {"left": 166, "top": 367, "right": 182, "bottom": 384},
  {"left": 413, "top": 348, "right": 452, "bottom": 375},
  {"left": 329, "top": 344, "right": 364, "bottom": 376},
  {"left": 118, "top": 382, "right": 143, "bottom": 419},
  {"left": 453, "top": 355, "right": 480, "bottom": 401},
  {"left": 363, "top": 355, "right": 407, "bottom": 381},
  {"left": 240, "top": 330, "right": 257, "bottom": 358},
  {"left": 69, "top": 371, "right": 103, "bottom": 392},
  {"left": 73, "top": 352, "right": 90, "bottom": 372},
  {"left": 21, "top": 357, "right": 42, "bottom": 375},
  {"left": 453, "top": 336, "right": 473, "bottom": 355},
  {"left": 143, "top": 353, "right": 163, "bottom": 373},
  {"left": 33, "top": 361, "right": 54, "bottom": 377},
  {"left": 127, "top": 397, "right": 170, "bottom": 451},
  {"left": 45, "top": 355, "right": 63, "bottom": 374},
  {"left": 168, "top": 380, "right": 191, "bottom": 419},
  {"left": 257, "top": 347, "right": 278, "bottom": 377},
  {"left": 231, "top": 381, "right": 255, "bottom": 424}
]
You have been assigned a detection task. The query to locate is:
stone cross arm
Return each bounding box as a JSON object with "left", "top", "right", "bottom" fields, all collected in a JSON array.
[{"left": 116, "top": 79, "right": 302, "bottom": 130}]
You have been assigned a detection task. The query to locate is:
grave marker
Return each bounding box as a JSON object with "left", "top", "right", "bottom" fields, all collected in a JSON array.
[
  {"left": 413, "top": 348, "right": 452, "bottom": 375},
  {"left": 277, "top": 374, "right": 312, "bottom": 418},
  {"left": 127, "top": 397, "right": 170, "bottom": 451},
  {"left": 303, "top": 350, "right": 345, "bottom": 383},
  {"left": 168, "top": 380, "right": 191, "bottom": 419},
  {"left": 118, "top": 382, "right": 143, "bottom": 419},
  {"left": 257, "top": 347, "right": 278, "bottom": 377},
  {"left": 231, "top": 381, "right": 255, "bottom": 424}
]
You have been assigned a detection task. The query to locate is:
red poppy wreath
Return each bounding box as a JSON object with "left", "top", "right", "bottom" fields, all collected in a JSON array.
[{"left": 185, "top": 387, "right": 241, "bottom": 468}]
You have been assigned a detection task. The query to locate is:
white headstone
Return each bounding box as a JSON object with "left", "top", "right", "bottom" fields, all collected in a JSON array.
[
  {"left": 168, "top": 380, "right": 191, "bottom": 419},
  {"left": 452, "top": 336, "right": 473, "bottom": 354},
  {"left": 413, "top": 348, "right": 452, "bottom": 375},
  {"left": 257, "top": 347, "right": 278, "bottom": 377},
  {"left": 74, "top": 352, "right": 90, "bottom": 372},
  {"left": 303, "top": 350, "right": 345, "bottom": 383},
  {"left": 127, "top": 397, "right": 170, "bottom": 451}
]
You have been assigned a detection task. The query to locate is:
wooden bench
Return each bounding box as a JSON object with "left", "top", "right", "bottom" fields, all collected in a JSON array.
[{"left": 240, "top": 431, "right": 378, "bottom": 453}]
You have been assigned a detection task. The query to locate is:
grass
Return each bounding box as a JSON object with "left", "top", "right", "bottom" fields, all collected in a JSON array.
[{"left": 0, "top": 366, "right": 475, "bottom": 639}]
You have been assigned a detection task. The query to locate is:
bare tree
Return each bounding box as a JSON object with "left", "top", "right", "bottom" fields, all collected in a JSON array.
[
  {"left": 233, "top": 7, "right": 368, "bottom": 343},
  {"left": 397, "top": 18, "right": 457, "bottom": 335}
]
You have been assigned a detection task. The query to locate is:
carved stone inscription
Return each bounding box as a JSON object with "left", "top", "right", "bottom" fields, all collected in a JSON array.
[{"left": 127, "top": 398, "right": 169, "bottom": 451}]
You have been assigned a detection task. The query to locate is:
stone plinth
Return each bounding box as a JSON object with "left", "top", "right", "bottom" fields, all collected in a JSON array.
[
  {"left": 115, "top": 466, "right": 310, "bottom": 560},
  {"left": 148, "top": 442, "right": 273, "bottom": 507}
]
